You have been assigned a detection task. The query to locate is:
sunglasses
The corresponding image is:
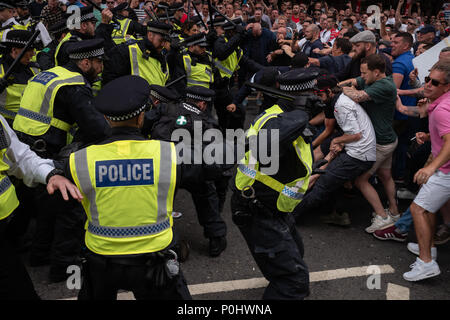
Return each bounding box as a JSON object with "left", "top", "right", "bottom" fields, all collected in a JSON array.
[{"left": 425, "top": 76, "right": 447, "bottom": 86}]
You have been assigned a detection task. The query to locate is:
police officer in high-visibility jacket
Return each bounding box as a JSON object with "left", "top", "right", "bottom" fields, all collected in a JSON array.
[
  {"left": 108, "top": 4, "right": 146, "bottom": 45},
  {"left": 101, "top": 20, "right": 172, "bottom": 87},
  {"left": 170, "top": 33, "right": 215, "bottom": 96},
  {"left": 231, "top": 69, "right": 321, "bottom": 300},
  {"left": 0, "top": 30, "right": 40, "bottom": 124},
  {"left": 37, "top": 19, "right": 69, "bottom": 71},
  {"left": 211, "top": 17, "right": 262, "bottom": 131},
  {"left": 13, "top": 38, "right": 109, "bottom": 283},
  {"left": 53, "top": 6, "right": 99, "bottom": 68},
  {"left": 0, "top": 114, "right": 82, "bottom": 300},
  {"left": 64, "top": 75, "right": 191, "bottom": 300}
]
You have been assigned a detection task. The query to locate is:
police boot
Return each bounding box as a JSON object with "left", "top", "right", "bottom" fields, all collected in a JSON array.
[{"left": 208, "top": 236, "right": 227, "bottom": 257}]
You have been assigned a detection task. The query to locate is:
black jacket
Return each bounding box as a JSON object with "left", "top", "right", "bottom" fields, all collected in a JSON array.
[{"left": 36, "top": 39, "right": 59, "bottom": 70}]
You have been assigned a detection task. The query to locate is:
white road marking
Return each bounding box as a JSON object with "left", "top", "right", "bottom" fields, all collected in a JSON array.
[
  {"left": 386, "top": 283, "right": 410, "bottom": 300},
  {"left": 61, "top": 264, "right": 396, "bottom": 300}
]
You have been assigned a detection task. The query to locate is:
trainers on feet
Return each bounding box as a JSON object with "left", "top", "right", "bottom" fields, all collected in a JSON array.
[
  {"left": 403, "top": 257, "right": 440, "bottom": 281},
  {"left": 320, "top": 211, "right": 351, "bottom": 226},
  {"left": 433, "top": 224, "right": 450, "bottom": 245},
  {"left": 397, "top": 188, "right": 417, "bottom": 200},
  {"left": 373, "top": 225, "right": 407, "bottom": 242},
  {"left": 407, "top": 242, "right": 437, "bottom": 260},
  {"left": 385, "top": 208, "right": 400, "bottom": 222},
  {"left": 365, "top": 214, "right": 395, "bottom": 233}
]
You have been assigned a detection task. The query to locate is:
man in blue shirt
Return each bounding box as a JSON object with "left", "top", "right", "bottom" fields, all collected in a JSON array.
[
  {"left": 391, "top": 32, "right": 418, "bottom": 180},
  {"left": 301, "top": 24, "right": 323, "bottom": 59}
]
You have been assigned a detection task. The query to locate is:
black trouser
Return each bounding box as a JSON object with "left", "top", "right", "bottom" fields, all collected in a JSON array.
[
  {"left": 0, "top": 217, "right": 40, "bottom": 300},
  {"left": 30, "top": 186, "right": 85, "bottom": 267},
  {"left": 78, "top": 250, "right": 192, "bottom": 300},
  {"left": 214, "top": 87, "right": 245, "bottom": 131},
  {"left": 184, "top": 181, "right": 227, "bottom": 239},
  {"left": 231, "top": 192, "right": 309, "bottom": 300},
  {"left": 295, "top": 153, "right": 375, "bottom": 217}
]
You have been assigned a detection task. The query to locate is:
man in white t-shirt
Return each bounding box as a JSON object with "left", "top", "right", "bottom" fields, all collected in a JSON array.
[{"left": 294, "top": 75, "right": 376, "bottom": 223}]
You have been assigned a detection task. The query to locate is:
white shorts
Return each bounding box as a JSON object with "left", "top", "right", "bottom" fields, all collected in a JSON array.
[{"left": 413, "top": 170, "right": 450, "bottom": 213}]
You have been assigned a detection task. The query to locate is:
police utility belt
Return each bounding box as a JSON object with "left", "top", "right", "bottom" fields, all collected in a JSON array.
[{"left": 232, "top": 186, "right": 274, "bottom": 227}]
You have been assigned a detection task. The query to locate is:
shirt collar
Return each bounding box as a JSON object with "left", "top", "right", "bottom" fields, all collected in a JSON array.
[{"left": 428, "top": 91, "right": 450, "bottom": 113}]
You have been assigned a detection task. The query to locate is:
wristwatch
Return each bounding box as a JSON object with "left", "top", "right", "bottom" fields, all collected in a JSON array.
[{"left": 46, "top": 168, "right": 65, "bottom": 184}]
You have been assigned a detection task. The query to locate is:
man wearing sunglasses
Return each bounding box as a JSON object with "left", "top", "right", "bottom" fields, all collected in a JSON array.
[{"left": 403, "top": 59, "right": 450, "bottom": 281}]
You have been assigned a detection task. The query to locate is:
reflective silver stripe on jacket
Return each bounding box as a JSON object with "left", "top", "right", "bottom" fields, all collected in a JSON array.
[
  {"left": 130, "top": 45, "right": 140, "bottom": 76},
  {"left": 214, "top": 60, "right": 233, "bottom": 76},
  {"left": 39, "top": 76, "right": 85, "bottom": 116},
  {"left": 74, "top": 148, "right": 100, "bottom": 225},
  {"left": 112, "top": 19, "right": 131, "bottom": 40},
  {"left": 0, "top": 176, "right": 12, "bottom": 197}
]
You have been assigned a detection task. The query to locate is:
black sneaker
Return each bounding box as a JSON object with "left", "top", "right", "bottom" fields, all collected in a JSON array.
[{"left": 209, "top": 236, "right": 227, "bottom": 257}]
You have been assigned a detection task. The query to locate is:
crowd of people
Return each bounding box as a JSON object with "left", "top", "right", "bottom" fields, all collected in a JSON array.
[{"left": 0, "top": 0, "right": 449, "bottom": 300}]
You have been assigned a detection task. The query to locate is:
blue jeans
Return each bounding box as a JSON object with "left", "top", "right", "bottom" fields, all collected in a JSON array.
[{"left": 395, "top": 207, "right": 413, "bottom": 234}]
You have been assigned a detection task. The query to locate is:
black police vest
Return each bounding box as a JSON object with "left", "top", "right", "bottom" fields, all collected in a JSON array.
[{"left": 151, "top": 102, "right": 210, "bottom": 141}]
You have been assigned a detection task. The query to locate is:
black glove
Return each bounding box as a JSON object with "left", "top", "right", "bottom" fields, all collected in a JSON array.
[
  {"left": 0, "top": 78, "right": 8, "bottom": 94},
  {"left": 206, "top": 30, "right": 218, "bottom": 44}
]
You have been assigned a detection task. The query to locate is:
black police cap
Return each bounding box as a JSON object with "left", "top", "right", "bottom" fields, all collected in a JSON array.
[
  {"left": 95, "top": 75, "right": 151, "bottom": 122},
  {"left": 15, "top": 0, "right": 29, "bottom": 8},
  {"left": 149, "top": 84, "right": 179, "bottom": 103},
  {"left": 189, "top": 15, "right": 203, "bottom": 26},
  {"left": 66, "top": 38, "right": 105, "bottom": 60},
  {"left": 208, "top": 16, "right": 226, "bottom": 27},
  {"left": 222, "top": 18, "right": 243, "bottom": 30},
  {"left": 183, "top": 32, "right": 208, "bottom": 47},
  {"left": 147, "top": 21, "right": 172, "bottom": 36},
  {"left": 78, "top": 6, "right": 97, "bottom": 23},
  {"left": 277, "top": 68, "right": 319, "bottom": 92},
  {"left": 185, "top": 86, "right": 215, "bottom": 102},
  {"left": 169, "top": 3, "right": 184, "bottom": 12},
  {"left": 2, "top": 29, "right": 34, "bottom": 48},
  {"left": 48, "top": 19, "right": 69, "bottom": 35}
]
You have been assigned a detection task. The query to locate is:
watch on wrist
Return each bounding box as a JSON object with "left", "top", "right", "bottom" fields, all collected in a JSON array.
[{"left": 46, "top": 168, "right": 64, "bottom": 184}]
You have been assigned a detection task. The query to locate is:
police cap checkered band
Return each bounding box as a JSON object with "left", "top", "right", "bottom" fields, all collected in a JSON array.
[
  {"left": 185, "top": 36, "right": 207, "bottom": 47},
  {"left": 150, "top": 90, "right": 169, "bottom": 103},
  {"left": 0, "top": 2, "right": 13, "bottom": 9},
  {"left": 69, "top": 47, "right": 104, "bottom": 60},
  {"left": 279, "top": 79, "right": 316, "bottom": 92},
  {"left": 2, "top": 39, "right": 27, "bottom": 46},
  {"left": 80, "top": 12, "right": 96, "bottom": 22},
  {"left": 186, "top": 93, "right": 212, "bottom": 101},
  {"left": 148, "top": 26, "right": 171, "bottom": 35},
  {"left": 106, "top": 104, "right": 147, "bottom": 122}
]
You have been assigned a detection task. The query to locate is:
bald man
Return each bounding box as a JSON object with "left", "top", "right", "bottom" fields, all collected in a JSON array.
[{"left": 302, "top": 24, "right": 323, "bottom": 58}]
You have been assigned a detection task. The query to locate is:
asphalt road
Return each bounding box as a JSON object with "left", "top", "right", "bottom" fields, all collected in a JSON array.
[{"left": 25, "top": 99, "right": 450, "bottom": 301}]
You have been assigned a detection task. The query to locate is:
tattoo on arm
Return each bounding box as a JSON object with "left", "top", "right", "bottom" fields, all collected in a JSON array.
[{"left": 345, "top": 89, "right": 371, "bottom": 103}]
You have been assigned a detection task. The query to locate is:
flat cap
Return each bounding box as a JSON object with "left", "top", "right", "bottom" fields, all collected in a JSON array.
[
  {"left": 350, "top": 30, "right": 376, "bottom": 43},
  {"left": 67, "top": 38, "right": 105, "bottom": 60},
  {"left": 419, "top": 25, "right": 436, "bottom": 34},
  {"left": 149, "top": 84, "right": 179, "bottom": 103},
  {"left": 147, "top": 21, "right": 172, "bottom": 36},
  {"left": 2, "top": 29, "right": 35, "bottom": 48},
  {"left": 277, "top": 68, "right": 319, "bottom": 92},
  {"left": 185, "top": 86, "right": 215, "bottom": 102},
  {"left": 95, "top": 75, "right": 151, "bottom": 121},
  {"left": 184, "top": 32, "right": 208, "bottom": 47}
]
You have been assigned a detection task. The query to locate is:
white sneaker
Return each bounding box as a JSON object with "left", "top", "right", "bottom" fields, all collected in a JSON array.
[
  {"left": 385, "top": 208, "right": 401, "bottom": 222},
  {"left": 407, "top": 242, "right": 437, "bottom": 260},
  {"left": 397, "top": 188, "right": 417, "bottom": 200},
  {"left": 365, "top": 214, "right": 395, "bottom": 233},
  {"left": 403, "top": 257, "right": 440, "bottom": 281}
]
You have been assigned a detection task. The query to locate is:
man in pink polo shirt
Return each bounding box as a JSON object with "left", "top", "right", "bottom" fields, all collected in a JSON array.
[{"left": 403, "top": 59, "right": 450, "bottom": 282}]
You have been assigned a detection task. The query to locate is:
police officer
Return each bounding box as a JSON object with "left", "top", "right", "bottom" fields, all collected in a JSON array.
[
  {"left": 14, "top": 0, "right": 52, "bottom": 49},
  {"left": 36, "top": 18, "right": 69, "bottom": 70},
  {"left": 170, "top": 33, "right": 214, "bottom": 96},
  {"left": 101, "top": 20, "right": 172, "bottom": 86},
  {"left": 0, "top": 114, "right": 82, "bottom": 300},
  {"left": 169, "top": 3, "right": 184, "bottom": 34},
  {"left": 13, "top": 39, "right": 109, "bottom": 282},
  {"left": 0, "top": 30, "right": 40, "bottom": 124},
  {"left": 231, "top": 69, "right": 321, "bottom": 300},
  {"left": 65, "top": 75, "right": 191, "bottom": 300},
  {"left": 108, "top": 3, "right": 146, "bottom": 45},
  {"left": 0, "top": 1, "right": 51, "bottom": 48},
  {"left": 53, "top": 6, "right": 99, "bottom": 68}
]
